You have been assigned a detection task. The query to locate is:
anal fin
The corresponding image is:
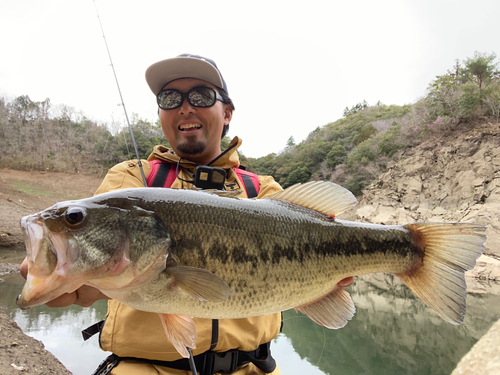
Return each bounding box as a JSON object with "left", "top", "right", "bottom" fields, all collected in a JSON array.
[
  {"left": 158, "top": 313, "right": 197, "bottom": 358},
  {"left": 295, "top": 285, "right": 356, "bottom": 329}
]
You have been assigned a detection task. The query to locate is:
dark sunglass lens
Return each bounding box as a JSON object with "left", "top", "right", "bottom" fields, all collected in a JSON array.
[
  {"left": 188, "top": 88, "right": 216, "bottom": 107},
  {"left": 158, "top": 90, "right": 182, "bottom": 109}
]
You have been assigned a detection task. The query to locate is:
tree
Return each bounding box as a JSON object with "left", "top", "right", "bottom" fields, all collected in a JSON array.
[
  {"left": 326, "top": 144, "right": 346, "bottom": 169},
  {"left": 286, "top": 166, "right": 311, "bottom": 186},
  {"left": 343, "top": 100, "right": 368, "bottom": 117},
  {"left": 463, "top": 51, "right": 499, "bottom": 92},
  {"left": 286, "top": 136, "right": 296, "bottom": 148}
]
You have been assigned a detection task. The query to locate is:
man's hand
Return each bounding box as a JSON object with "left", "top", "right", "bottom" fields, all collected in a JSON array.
[{"left": 19, "top": 257, "right": 110, "bottom": 308}]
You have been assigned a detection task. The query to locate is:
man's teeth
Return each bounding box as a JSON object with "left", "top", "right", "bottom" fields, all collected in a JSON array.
[{"left": 180, "top": 123, "right": 201, "bottom": 130}]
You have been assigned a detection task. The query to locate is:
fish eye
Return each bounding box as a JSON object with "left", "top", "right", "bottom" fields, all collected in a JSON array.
[{"left": 64, "top": 207, "right": 87, "bottom": 227}]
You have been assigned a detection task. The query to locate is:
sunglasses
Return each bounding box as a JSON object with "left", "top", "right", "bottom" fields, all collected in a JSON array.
[{"left": 157, "top": 86, "right": 224, "bottom": 110}]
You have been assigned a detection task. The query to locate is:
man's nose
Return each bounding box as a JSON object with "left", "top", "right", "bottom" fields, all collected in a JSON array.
[{"left": 178, "top": 98, "right": 195, "bottom": 114}]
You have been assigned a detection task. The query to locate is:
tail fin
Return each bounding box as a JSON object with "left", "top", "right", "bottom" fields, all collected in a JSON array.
[{"left": 397, "top": 223, "right": 486, "bottom": 325}]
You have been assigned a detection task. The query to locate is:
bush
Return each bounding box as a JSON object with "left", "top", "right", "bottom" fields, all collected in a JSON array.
[{"left": 326, "top": 144, "right": 347, "bottom": 169}]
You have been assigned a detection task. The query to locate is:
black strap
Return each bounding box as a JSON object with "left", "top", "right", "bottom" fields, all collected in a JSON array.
[
  {"left": 82, "top": 320, "right": 105, "bottom": 341},
  {"left": 92, "top": 354, "right": 120, "bottom": 375},
  {"left": 210, "top": 319, "right": 219, "bottom": 350},
  {"left": 92, "top": 342, "right": 276, "bottom": 375},
  {"left": 151, "top": 162, "right": 171, "bottom": 187},
  {"left": 240, "top": 174, "right": 258, "bottom": 198}
]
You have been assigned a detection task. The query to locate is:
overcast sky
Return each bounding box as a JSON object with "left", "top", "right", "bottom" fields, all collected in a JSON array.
[{"left": 1, "top": 0, "right": 499, "bottom": 158}]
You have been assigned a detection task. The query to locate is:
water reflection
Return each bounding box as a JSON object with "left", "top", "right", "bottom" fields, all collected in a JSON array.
[
  {"left": 1, "top": 272, "right": 499, "bottom": 375},
  {"left": 277, "top": 274, "right": 500, "bottom": 375},
  {"left": 0, "top": 273, "right": 109, "bottom": 374}
]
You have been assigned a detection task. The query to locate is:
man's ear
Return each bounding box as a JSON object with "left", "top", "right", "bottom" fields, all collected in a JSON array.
[{"left": 223, "top": 105, "right": 233, "bottom": 125}]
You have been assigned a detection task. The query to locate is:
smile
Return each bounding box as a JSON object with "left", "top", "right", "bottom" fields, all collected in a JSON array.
[{"left": 179, "top": 123, "right": 202, "bottom": 131}]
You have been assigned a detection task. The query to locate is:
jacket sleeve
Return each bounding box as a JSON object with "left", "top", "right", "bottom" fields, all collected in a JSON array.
[
  {"left": 94, "top": 160, "right": 152, "bottom": 195},
  {"left": 257, "top": 175, "right": 282, "bottom": 199}
]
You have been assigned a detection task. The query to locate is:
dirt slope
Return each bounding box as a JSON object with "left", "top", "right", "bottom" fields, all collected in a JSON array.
[
  {"left": 0, "top": 168, "right": 103, "bottom": 374},
  {"left": 0, "top": 169, "right": 103, "bottom": 248}
]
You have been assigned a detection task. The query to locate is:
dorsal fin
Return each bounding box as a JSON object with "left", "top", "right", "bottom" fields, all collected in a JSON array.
[{"left": 268, "top": 181, "right": 357, "bottom": 217}]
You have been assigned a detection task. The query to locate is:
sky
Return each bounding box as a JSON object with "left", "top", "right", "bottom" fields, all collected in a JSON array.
[{"left": 1, "top": 0, "right": 499, "bottom": 159}]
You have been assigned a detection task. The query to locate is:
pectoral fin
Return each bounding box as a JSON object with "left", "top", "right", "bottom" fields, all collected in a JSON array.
[
  {"left": 158, "top": 313, "right": 196, "bottom": 358},
  {"left": 295, "top": 285, "right": 356, "bottom": 329},
  {"left": 167, "top": 266, "right": 230, "bottom": 302}
]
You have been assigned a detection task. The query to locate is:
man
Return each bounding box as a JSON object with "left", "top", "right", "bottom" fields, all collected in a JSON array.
[{"left": 21, "top": 54, "right": 354, "bottom": 374}]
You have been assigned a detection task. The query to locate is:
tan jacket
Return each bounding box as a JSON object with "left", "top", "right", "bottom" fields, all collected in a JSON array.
[{"left": 94, "top": 137, "right": 282, "bottom": 375}]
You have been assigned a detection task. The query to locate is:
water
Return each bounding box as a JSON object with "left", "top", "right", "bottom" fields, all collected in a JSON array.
[{"left": 1, "top": 271, "right": 500, "bottom": 375}]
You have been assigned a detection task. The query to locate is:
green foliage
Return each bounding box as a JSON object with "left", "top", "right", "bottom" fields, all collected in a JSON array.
[
  {"left": 221, "top": 135, "right": 231, "bottom": 150},
  {"left": 463, "top": 51, "right": 499, "bottom": 90},
  {"left": 347, "top": 139, "right": 377, "bottom": 168},
  {"left": 425, "top": 51, "right": 500, "bottom": 124},
  {"left": 115, "top": 117, "right": 167, "bottom": 160},
  {"left": 378, "top": 122, "right": 404, "bottom": 157},
  {"left": 343, "top": 100, "right": 368, "bottom": 117},
  {"left": 0, "top": 96, "right": 169, "bottom": 173},
  {"left": 326, "top": 144, "right": 346, "bottom": 168},
  {"left": 353, "top": 123, "right": 376, "bottom": 145},
  {"left": 246, "top": 103, "right": 411, "bottom": 189},
  {"left": 286, "top": 165, "right": 311, "bottom": 185}
]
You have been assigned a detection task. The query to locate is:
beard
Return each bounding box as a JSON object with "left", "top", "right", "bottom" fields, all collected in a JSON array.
[{"left": 176, "top": 136, "right": 206, "bottom": 156}]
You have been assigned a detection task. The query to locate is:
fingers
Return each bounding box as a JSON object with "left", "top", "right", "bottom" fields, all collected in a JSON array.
[
  {"left": 74, "top": 286, "right": 110, "bottom": 307},
  {"left": 20, "top": 258, "right": 109, "bottom": 308},
  {"left": 45, "top": 286, "right": 109, "bottom": 308},
  {"left": 45, "top": 292, "right": 79, "bottom": 308},
  {"left": 20, "top": 257, "right": 28, "bottom": 279},
  {"left": 45, "top": 286, "right": 110, "bottom": 308}
]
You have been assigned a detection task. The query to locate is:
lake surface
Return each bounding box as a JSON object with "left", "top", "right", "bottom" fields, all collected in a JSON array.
[{"left": 1, "top": 271, "right": 499, "bottom": 375}]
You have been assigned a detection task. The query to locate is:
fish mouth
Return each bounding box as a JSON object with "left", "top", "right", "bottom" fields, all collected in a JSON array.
[{"left": 17, "top": 214, "right": 81, "bottom": 309}]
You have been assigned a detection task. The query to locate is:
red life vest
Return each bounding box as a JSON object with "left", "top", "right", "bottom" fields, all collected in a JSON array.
[{"left": 146, "top": 159, "right": 260, "bottom": 198}]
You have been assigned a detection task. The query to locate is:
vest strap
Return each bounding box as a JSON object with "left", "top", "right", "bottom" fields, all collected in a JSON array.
[
  {"left": 147, "top": 159, "right": 177, "bottom": 187},
  {"left": 92, "top": 341, "right": 276, "bottom": 375},
  {"left": 147, "top": 159, "right": 260, "bottom": 198},
  {"left": 82, "top": 320, "right": 105, "bottom": 341}
]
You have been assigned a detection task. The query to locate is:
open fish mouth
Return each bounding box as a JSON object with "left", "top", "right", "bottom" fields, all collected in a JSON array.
[
  {"left": 17, "top": 214, "right": 81, "bottom": 309},
  {"left": 17, "top": 207, "right": 171, "bottom": 310}
]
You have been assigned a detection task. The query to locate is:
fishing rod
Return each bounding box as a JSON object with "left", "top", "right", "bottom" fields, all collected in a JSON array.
[
  {"left": 91, "top": 2, "right": 198, "bottom": 374},
  {"left": 93, "top": 0, "right": 147, "bottom": 187}
]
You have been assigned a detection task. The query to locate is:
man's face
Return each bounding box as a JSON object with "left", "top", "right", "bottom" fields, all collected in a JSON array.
[{"left": 158, "top": 78, "right": 232, "bottom": 165}]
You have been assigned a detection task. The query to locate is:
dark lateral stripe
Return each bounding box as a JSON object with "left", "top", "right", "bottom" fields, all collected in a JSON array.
[
  {"left": 241, "top": 174, "right": 258, "bottom": 198},
  {"left": 151, "top": 162, "right": 171, "bottom": 187}
]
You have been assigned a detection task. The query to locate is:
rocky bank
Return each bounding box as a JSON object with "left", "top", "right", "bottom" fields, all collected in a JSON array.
[
  {"left": 354, "top": 121, "right": 500, "bottom": 374},
  {"left": 356, "top": 121, "right": 500, "bottom": 279}
]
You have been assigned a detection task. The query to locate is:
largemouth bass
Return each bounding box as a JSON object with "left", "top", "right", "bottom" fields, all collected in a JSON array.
[{"left": 17, "top": 181, "right": 486, "bottom": 358}]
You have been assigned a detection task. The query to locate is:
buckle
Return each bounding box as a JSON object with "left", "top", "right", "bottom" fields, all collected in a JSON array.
[
  {"left": 91, "top": 354, "right": 120, "bottom": 375},
  {"left": 202, "top": 349, "right": 239, "bottom": 375}
]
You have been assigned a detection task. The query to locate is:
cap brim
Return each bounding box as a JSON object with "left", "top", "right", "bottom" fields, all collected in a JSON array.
[{"left": 145, "top": 57, "right": 224, "bottom": 95}]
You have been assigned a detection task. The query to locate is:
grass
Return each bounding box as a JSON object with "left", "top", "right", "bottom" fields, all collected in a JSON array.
[{"left": 10, "top": 182, "right": 51, "bottom": 196}]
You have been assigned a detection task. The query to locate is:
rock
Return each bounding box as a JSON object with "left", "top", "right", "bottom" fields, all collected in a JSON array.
[
  {"left": 451, "top": 318, "right": 500, "bottom": 375},
  {"left": 357, "top": 122, "right": 500, "bottom": 277},
  {"left": 466, "top": 255, "right": 500, "bottom": 281}
]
